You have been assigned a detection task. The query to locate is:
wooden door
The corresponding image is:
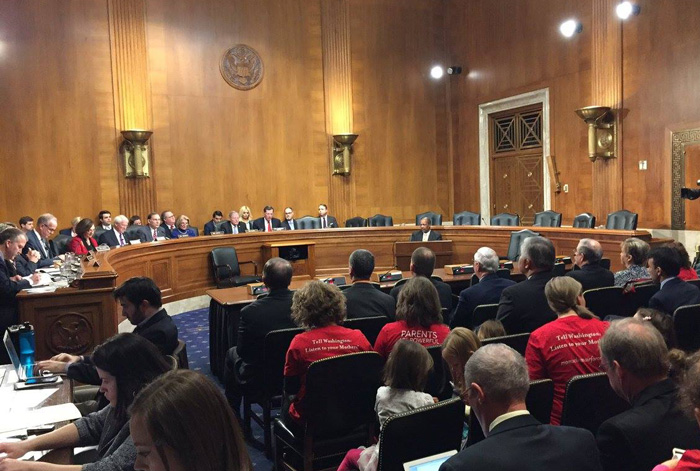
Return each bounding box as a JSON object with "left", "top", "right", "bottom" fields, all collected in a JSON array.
[
  {"left": 684, "top": 143, "right": 700, "bottom": 230},
  {"left": 489, "top": 105, "right": 544, "bottom": 226}
]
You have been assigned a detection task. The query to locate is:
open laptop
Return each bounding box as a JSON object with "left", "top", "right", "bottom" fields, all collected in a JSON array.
[
  {"left": 403, "top": 450, "right": 458, "bottom": 471},
  {"left": 3, "top": 330, "right": 53, "bottom": 382}
]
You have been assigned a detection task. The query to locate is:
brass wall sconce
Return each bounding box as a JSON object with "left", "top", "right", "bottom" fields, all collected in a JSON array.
[
  {"left": 120, "top": 130, "right": 152, "bottom": 178},
  {"left": 332, "top": 133, "right": 358, "bottom": 175},
  {"left": 575, "top": 106, "right": 617, "bottom": 162}
]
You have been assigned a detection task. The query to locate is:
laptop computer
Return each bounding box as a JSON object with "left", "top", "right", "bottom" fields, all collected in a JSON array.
[
  {"left": 403, "top": 450, "right": 458, "bottom": 471},
  {"left": 3, "top": 330, "right": 53, "bottom": 382}
]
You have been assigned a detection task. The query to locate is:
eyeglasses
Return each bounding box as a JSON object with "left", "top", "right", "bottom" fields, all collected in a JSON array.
[{"left": 43, "top": 225, "right": 56, "bottom": 233}]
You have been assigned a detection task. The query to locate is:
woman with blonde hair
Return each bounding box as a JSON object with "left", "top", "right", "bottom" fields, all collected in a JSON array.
[
  {"left": 239, "top": 206, "right": 253, "bottom": 231},
  {"left": 442, "top": 327, "right": 481, "bottom": 394},
  {"left": 170, "top": 215, "right": 196, "bottom": 238}
]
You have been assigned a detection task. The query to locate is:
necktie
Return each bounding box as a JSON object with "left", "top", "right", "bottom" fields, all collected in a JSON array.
[
  {"left": 267, "top": 221, "right": 271, "bottom": 232},
  {"left": 119, "top": 233, "right": 125, "bottom": 246},
  {"left": 233, "top": 226, "right": 238, "bottom": 234},
  {"left": 153, "top": 229, "right": 158, "bottom": 240},
  {"left": 322, "top": 218, "right": 326, "bottom": 228},
  {"left": 41, "top": 239, "right": 49, "bottom": 256}
]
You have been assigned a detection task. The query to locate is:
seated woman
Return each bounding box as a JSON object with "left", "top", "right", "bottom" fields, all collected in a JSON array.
[
  {"left": 374, "top": 277, "right": 450, "bottom": 358},
  {"left": 66, "top": 218, "right": 98, "bottom": 255},
  {"left": 239, "top": 205, "right": 253, "bottom": 231},
  {"left": 0, "top": 333, "right": 170, "bottom": 471},
  {"left": 666, "top": 241, "right": 699, "bottom": 281},
  {"left": 614, "top": 237, "right": 651, "bottom": 286},
  {"left": 170, "top": 215, "right": 196, "bottom": 238},
  {"left": 283, "top": 280, "right": 372, "bottom": 425},
  {"left": 130, "top": 369, "right": 252, "bottom": 471},
  {"left": 525, "top": 276, "right": 609, "bottom": 425}
]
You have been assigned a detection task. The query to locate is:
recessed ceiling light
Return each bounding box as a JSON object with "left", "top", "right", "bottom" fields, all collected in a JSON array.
[{"left": 560, "top": 19, "right": 583, "bottom": 38}]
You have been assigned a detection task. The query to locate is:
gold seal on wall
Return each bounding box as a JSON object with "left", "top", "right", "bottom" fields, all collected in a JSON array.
[{"left": 220, "top": 44, "right": 264, "bottom": 90}]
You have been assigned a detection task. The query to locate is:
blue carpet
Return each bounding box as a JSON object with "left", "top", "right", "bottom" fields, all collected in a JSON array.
[{"left": 173, "top": 308, "right": 273, "bottom": 470}]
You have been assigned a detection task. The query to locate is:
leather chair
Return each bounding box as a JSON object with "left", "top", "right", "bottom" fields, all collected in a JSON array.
[
  {"left": 53, "top": 234, "right": 72, "bottom": 255},
  {"left": 490, "top": 212, "right": 520, "bottom": 226},
  {"left": 297, "top": 216, "right": 321, "bottom": 230},
  {"left": 190, "top": 226, "right": 200, "bottom": 236},
  {"left": 506, "top": 229, "right": 540, "bottom": 261},
  {"left": 572, "top": 213, "right": 596, "bottom": 228},
  {"left": 553, "top": 262, "right": 566, "bottom": 276},
  {"left": 376, "top": 398, "right": 463, "bottom": 471},
  {"left": 453, "top": 210, "right": 480, "bottom": 226},
  {"left": 368, "top": 214, "right": 393, "bottom": 227},
  {"left": 623, "top": 281, "right": 659, "bottom": 316},
  {"left": 583, "top": 286, "right": 625, "bottom": 319},
  {"left": 93, "top": 227, "right": 107, "bottom": 240},
  {"left": 273, "top": 352, "right": 383, "bottom": 471},
  {"left": 674, "top": 304, "right": 700, "bottom": 352},
  {"left": 343, "top": 316, "right": 389, "bottom": 346},
  {"left": 526, "top": 379, "right": 554, "bottom": 425},
  {"left": 124, "top": 225, "right": 143, "bottom": 242},
  {"left": 345, "top": 217, "right": 367, "bottom": 228},
  {"left": 172, "top": 339, "right": 189, "bottom": 369},
  {"left": 480, "top": 332, "right": 530, "bottom": 356},
  {"left": 533, "top": 210, "right": 562, "bottom": 227},
  {"left": 560, "top": 372, "right": 630, "bottom": 435},
  {"left": 472, "top": 303, "right": 499, "bottom": 327},
  {"left": 416, "top": 211, "right": 442, "bottom": 226},
  {"left": 605, "top": 210, "right": 638, "bottom": 230},
  {"left": 243, "top": 327, "right": 303, "bottom": 457},
  {"left": 426, "top": 346, "right": 452, "bottom": 400},
  {"left": 210, "top": 247, "right": 261, "bottom": 288}
]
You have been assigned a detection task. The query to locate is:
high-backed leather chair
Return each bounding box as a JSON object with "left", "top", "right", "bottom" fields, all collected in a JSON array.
[
  {"left": 606, "top": 210, "right": 638, "bottom": 230},
  {"left": 506, "top": 229, "right": 539, "bottom": 261},
  {"left": 416, "top": 211, "right": 442, "bottom": 226},
  {"left": 296, "top": 216, "right": 321, "bottom": 230},
  {"left": 572, "top": 213, "right": 596, "bottom": 228},
  {"left": 533, "top": 210, "right": 562, "bottom": 227},
  {"left": 342, "top": 316, "right": 389, "bottom": 346},
  {"left": 345, "top": 217, "right": 367, "bottom": 228},
  {"left": 490, "top": 212, "right": 520, "bottom": 226},
  {"left": 368, "top": 214, "right": 393, "bottom": 227},
  {"left": 190, "top": 226, "right": 199, "bottom": 236},
  {"left": 453, "top": 211, "right": 480, "bottom": 226},
  {"left": 526, "top": 379, "right": 554, "bottom": 425},
  {"left": 210, "top": 247, "right": 261, "bottom": 288},
  {"left": 480, "top": 332, "right": 531, "bottom": 356},
  {"left": 53, "top": 234, "right": 72, "bottom": 255},
  {"left": 426, "top": 346, "right": 452, "bottom": 400},
  {"left": 560, "top": 372, "right": 630, "bottom": 435},
  {"left": 472, "top": 303, "right": 499, "bottom": 327},
  {"left": 583, "top": 286, "right": 626, "bottom": 319},
  {"left": 674, "top": 304, "right": 700, "bottom": 352},
  {"left": 623, "top": 281, "right": 659, "bottom": 316},
  {"left": 124, "top": 225, "right": 143, "bottom": 242}
]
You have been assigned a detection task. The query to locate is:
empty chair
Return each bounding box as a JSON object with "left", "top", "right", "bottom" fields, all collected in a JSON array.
[
  {"left": 526, "top": 379, "right": 554, "bottom": 425},
  {"left": 453, "top": 210, "right": 480, "bottom": 226},
  {"left": 296, "top": 216, "right": 321, "bottom": 230},
  {"left": 368, "top": 214, "right": 394, "bottom": 227},
  {"left": 345, "top": 217, "right": 367, "bottom": 228},
  {"left": 506, "top": 229, "right": 540, "bottom": 261},
  {"left": 53, "top": 234, "right": 72, "bottom": 255},
  {"left": 674, "top": 304, "right": 700, "bottom": 352},
  {"left": 572, "top": 213, "right": 596, "bottom": 228},
  {"left": 583, "top": 286, "right": 626, "bottom": 319},
  {"left": 605, "top": 210, "right": 638, "bottom": 230},
  {"left": 560, "top": 372, "right": 630, "bottom": 435},
  {"left": 491, "top": 212, "right": 520, "bottom": 226},
  {"left": 472, "top": 303, "right": 499, "bottom": 327},
  {"left": 124, "top": 225, "right": 143, "bottom": 242},
  {"left": 426, "top": 346, "right": 452, "bottom": 400},
  {"left": 343, "top": 316, "right": 389, "bottom": 346},
  {"left": 210, "top": 247, "right": 261, "bottom": 288},
  {"left": 533, "top": 210, "right": 562, "bottom": 227},
  {"left": 623, "top": 281, "right": 660, "bottom": 316},
  {"left": 416, "top": 211, "right": 442, "bottom": 226},
  {"left": 480, "top": 332, "right": 531, "bottom": 356}
]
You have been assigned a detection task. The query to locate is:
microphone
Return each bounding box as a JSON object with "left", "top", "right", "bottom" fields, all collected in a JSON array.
[{"left": 481, "top": 217, "right": 488, "bottom": 226}]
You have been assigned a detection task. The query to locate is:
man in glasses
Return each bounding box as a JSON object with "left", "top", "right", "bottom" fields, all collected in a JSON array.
[{"left": 22, "top": 213, "right": 61, "bottom": 268}]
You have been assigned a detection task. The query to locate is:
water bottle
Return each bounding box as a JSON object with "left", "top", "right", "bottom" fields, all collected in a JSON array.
[{"left": 12, "top": 323, "right": 36, "bottom": 368}]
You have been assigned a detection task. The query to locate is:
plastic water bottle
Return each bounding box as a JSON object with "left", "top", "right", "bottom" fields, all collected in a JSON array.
[{"left": 17, "top": 323, "right": 36, "bottom": 368}]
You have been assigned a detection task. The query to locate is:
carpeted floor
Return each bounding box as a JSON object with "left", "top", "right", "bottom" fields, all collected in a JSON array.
[{"left": 173, "top": 308, "right": 273, "bottom": 470}]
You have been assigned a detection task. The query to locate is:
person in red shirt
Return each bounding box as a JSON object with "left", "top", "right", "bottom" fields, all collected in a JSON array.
[
  {"left": 374, "top": 276, "right": 450, "bottom": 358},
  {"left": 525, "top": 276, "right": 609, "bottom": 425},
  {"left": 282, "top": 280, "right": 372, "bottom": 425},
  {"left": 666, "top": 241, "right": 699, "bottom": 281},
  {"left": 66, "top": 218, "right": 98, "bottom": 255}
]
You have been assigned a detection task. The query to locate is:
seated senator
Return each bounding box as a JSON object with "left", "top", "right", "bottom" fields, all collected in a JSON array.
[
  {"left": 169, "top": 214, "right": 197, "bottom": 238},
  {"left": 66, "top": 218, "right": 98, "bottom": 255}
]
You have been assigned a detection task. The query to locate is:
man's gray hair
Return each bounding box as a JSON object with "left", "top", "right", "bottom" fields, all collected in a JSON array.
[
  {"left": 520, "top": 236, "right": 555, "bottom": 271},
  {"left": 114, "top": 215, "right": 129, "bottom": 225},
  {"left": 36, "top": 213, "right": 57, "bottom": 227},
  {"left": 464, "top": 343, "right": 530, "bottom": 404},
  {"left": 599, "top": 317, "right": 669, "bottom": 378},
  {"left": 578, "top": 238, "right": 603, "bottom": 263},
  {"left": 474, "top": 247, "right": 499, "bottom": 273},
  {"left": 228, "top": 211, "right": 239, "bottom": 218}
]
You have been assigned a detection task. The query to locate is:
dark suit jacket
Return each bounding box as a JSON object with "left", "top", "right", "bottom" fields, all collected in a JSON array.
[
  {"left": 596, "top": 378, "right": 700, "bottom": 471},
  {"left": 451, "top": 273, "right": 516, "bottom": 329},
  {"left": 66, "top": 308, "right": 178, "bottom": 385},
  {"left": 390, "top": 276, "right": 453, "bottom": 313},
  {"left": 252, "top": 218, "right": 282, "bottom": 231},
  {"left": 221, "top": 221, "right": 247, "bottom": 234},
  {"left": 319, "top": 216, "right": 338, "bottom": 228},
  {"left": 410, "top": 230, "right": 442, "bottom": 241},
  {"left": 162, "top": 225, "right": 175, "bottom": 239},
  {"left": 0, "top": 255, "right": 31, "bottom": 363},
  {"left": 496, "top": 270, "right": 557, "bottom": 334},
  {"left": 566, "top": 263, "right": 615, "bottom": 292},
  {"left": 203, "top": 220, "right": 219, "bottom": 235},
  {"left": 648, "top": 277, "right": 700, "bottom": 315},
  {"left": 282, "top": 219, "right": 298, "bottom": 230},
  {"left": 98, "top": 229, "right": 128, "bottom": 248},
  {"left": 13, "top": 254, "right": 37, "bottom": 277},
  {"left": 23, "top": 230, "right": 58, "bottom": 268},
  {"left": 440, "top": 414, "right": 602, "bottom": 471},
  {"left": 139, "top": 225, "right": 167, "bottom": 242},
  {"left": 343, "top": 282, "right": 396, "bottom": 320}
]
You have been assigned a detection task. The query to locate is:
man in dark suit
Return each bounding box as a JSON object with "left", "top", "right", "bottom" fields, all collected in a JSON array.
[
  {"left": 567, "top": 238, "right": 614, "bottom": 291},
  {"left": 161, "top": 210, "right": 176, "bottom": 238},
  {"left": 343, "top": 249, "right": 395, "bottom": 319},
  {"left": 390, "top": 247, "right": 453, "bottom": 314},
  {"left": 451, "top": 247, "right": 515, "bottom": 329},
  {"left": 139, "top": 212, "right": 167, "bottom": 242},
  {"left": 410, "top": 216, "right": 442, "bottom": 241},
  {"left": 18, "top": 216, "right": 34, "bottom": 234},
  {"left": 97, "top": 210, "right": 112, "bottom": 231},
  {"left": 596, "top": 318, "right": 700, "bottom": 471},
  {"left": 203, "top": 210, "right": 224, "bottom": 235},
  {"left": 59, "top": 217, "right": 80, "bottom": 237},
  {"left": 647, "top": 245, "right": 700, "bottom": 315},
  {"left": 97, "top": 214, "right": 130, "bottom": 247},
  {"left": 252, "top": 205, "right": 282, "bottom": 232},
  {"left": 496, "top": 236, "right": 557, "bottom": 334},
  {"left": 282, "top": 207, "right": 298, "bottom": 230},
  {"left": 38, "top": 276, "right": 178, "bottom": 385},
  {"left": 23, "top": 213, "right": 61, "bottom": 268},
  {"left": 223, "top": 257, "right": 296, "bottom": 417},
  {"left": 318, "top": 204, "right": 338, "bottom": 229},
  {"left": 440, "top": 343, "right": 602, "bottom": 471},
  {"left": 221, "top": 211, "right": 247, "bottom": 234}
]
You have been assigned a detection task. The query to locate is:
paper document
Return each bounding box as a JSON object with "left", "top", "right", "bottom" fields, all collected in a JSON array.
[{"left": 0, "top": 403, "right": 81, "bottom": 434}]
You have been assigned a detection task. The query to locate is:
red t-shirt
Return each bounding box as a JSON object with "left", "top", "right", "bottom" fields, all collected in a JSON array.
[
  {"left": 373, "top": 320, "right": 450, "bottom": 358},
  {"left": 284, "top": 324, "right": 372, "bottom": 421},
  {"left": 679, "top": 267, "right": 699, "bottom": 281},
  {"left": 525, "top": 315, "right": 609, "bottom": 425}
]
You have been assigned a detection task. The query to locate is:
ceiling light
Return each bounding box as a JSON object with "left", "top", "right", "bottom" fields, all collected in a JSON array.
[
  {"left": 560, "top": 19, "right": 583, "bottom": 38},
  {"left": 616, "top": 1, "right": 640, "bottom": 20}
]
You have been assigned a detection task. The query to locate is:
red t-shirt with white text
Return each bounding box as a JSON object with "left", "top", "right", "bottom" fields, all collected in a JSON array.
[{"left": 373, "top": 320, "right": 450, "bottom": 357}]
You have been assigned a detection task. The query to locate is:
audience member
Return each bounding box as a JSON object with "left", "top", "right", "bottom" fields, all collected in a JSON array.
[
  {"left": 128, "top": 215, "right": 142, "bottom": 226},
  {"left": 282, "top": 207, "right": 297, "bottom": 230},
  {"left": 338, "top": 340, "right": 435, "bottom": 471},
  {"left": 567, "top": 238, "right": 614, "bottom": 291},
  {"left": 666, "top": 241, "right": 699, "bottom": 281},
  {"left": 170, "top": 214, "right": 196, "bottom": 238},
  {"left": 614, "top": 237, "right": 651, "bottom": 286},
  {"left": 525, "top": 276, "right": 609, "bottom": 425},
  {"left": 23, "top": 213, "right": 61, "bottom": 268},
  {"left": 66, "top": 218, "right": 98, "bottom": 255},
  {"left": 343, "top": 249, "right": 396, "bottom": 319},
  {"left": 318, "top": 203, "right": 338, "bottom": 229},
  {"left": 597, "top": 318, "right": 700, "bottom": 471},
  {"left": 634, "top": 308, "right": 678, "bottom": 350},
  {"left": 375, "top": 276, "right": 450, "bottom": 357},
  {"left": 451, "top": 247, "right": 515, "bottom": 329},
  {"left": 130, "top": 369, "right": 252, "bottom": 471},
  {"left": 410, "top": 216, "right": 442, "bottom": 241},
  {"left": 282, "top": 280, "right": 372, "bottom": 426},
  {"left": 203, "top": 210, "right": 224, "bottom": 235},
  {"left": 18, "top": 216, "right": 33, "bottom": 233},
  {"left": 496, "top": 236, "right": 557, "bottom": 334},
  {"left": 97, "top": 210, "right": 112, "bottom": 230},
  {"left": 140, "top": 212, "right": 166, "bottom": 242},
  {"left": 239, "top": 205, "right": 253, "bottom": 231},
  {"left": 439, "top": 344, "right": 603, "bottom": 471},
  {"left": 222, "top": 211, "right": 246, "bottom": 234},
  {"left": 160, "top": 210, "right": 176, "bottom": 238},
  {"left": 0, "top": 333, "right": 171, "bottom": 471},
  {"left": 253, "top": 206, "right": 282, "bottom": 232},
  {"left": 98, "top": 214, "right": 130, "bottom": 247},
  {"left": 476, "top": 320, "right": 506, "bottom": 341},
  {"left": 647, "top": 246, "right": 700, "bottom": 315},
  {"left": 390, "top": 247, "right": 452, "bottom": 312},
  {"left": 441, "top": 327, "right": 481, "bottom": 394},
  {"left": 59, "top": 216, "right": 81, "bottom": 237},
  {"left": 224, "top": 258, "right": 296, "bottom": 416}
]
